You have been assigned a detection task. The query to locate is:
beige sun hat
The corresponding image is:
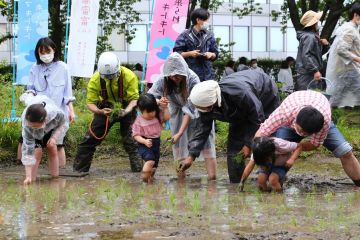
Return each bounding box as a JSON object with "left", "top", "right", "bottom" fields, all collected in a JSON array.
[{"left": 300, "top": 10, "right": 323, "bottom": 28}]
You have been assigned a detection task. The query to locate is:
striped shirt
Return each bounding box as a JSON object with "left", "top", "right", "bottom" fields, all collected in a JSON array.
[
  {"left": 132, "top": 115, "right": 163, "bottom": 138},
  {"left": 258, "top": 91, "right": 331, "bottom": 147}
]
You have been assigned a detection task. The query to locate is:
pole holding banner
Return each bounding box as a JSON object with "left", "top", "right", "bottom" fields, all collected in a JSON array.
[
  {"left": 3, "top": 0, "right": 19, "bottom": 122},
  {"left": 144, "top": 0, "right": 190, "bottom": 84},
  {"left": 140, "top": 0, "right": 156, "bottom": 93},
  {"left": 67, "top": 0, "right": 100, "bottom": 78},
  {"left": 63, "top": 0, "right": 71, "bottom": 63}
]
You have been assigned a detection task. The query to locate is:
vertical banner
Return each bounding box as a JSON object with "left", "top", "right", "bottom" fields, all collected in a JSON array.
[
  {"left": 16, "top": 0, "right": 48, "bottom": 85},
  {"left": 145, "top": 0, "right": 189, "bottom": 83},
  {"left": 67, "top": 0, "right": 99, "bottom": 78}
]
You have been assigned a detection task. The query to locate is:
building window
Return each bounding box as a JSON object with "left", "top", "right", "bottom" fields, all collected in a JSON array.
[
  {"left": 286, "top": 27, "right": 298, "bottom": 52},
  {"left": 108, "top": 28, "right": 126, "bottom": 51},
  {"left": 252, "top": 27, "right": 267, "bottom": 52},
  {"left": 271, "top": 0, "right": 284, "bottom": 4},
  {"left": 213, "top": 26, "right": 230, "bottom": 47},
  {"left": 128, "top": 24, "right": 147, "bottom": 51},
  {"left": 233, "top": 26, "right": 249, "bottom": 51},
  {"left": 270, "top": 27, "right": 284, "bottom": 52}
]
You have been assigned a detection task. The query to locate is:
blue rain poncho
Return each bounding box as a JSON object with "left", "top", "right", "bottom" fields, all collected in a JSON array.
[{"left": 326, "top": 22, "right": 360, "bottom": 107}]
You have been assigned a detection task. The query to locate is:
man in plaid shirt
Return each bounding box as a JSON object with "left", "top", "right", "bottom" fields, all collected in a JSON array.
[{"left": 256, "top": 90, "right": 360, "bottom": 188}]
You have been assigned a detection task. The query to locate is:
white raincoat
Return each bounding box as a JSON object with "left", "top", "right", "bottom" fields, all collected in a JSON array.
[
  {"left": 21, "top": 94, "right": 68, "bottom": 165},
  {"left": 148, "top": 53, "right": 216, "bottom": 161},
  {"left": 326, "top": 21, "right": 360, "bottom": 107}
]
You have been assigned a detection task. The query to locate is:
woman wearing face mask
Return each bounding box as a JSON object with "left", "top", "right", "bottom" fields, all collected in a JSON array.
[
  {"left": 295, "top": 10, "right": 330, "bottom": 91},
  {"left": 148, "top": 52, "right": 217, "bottom": 180},
  {"left": 18, "top": 37, "right": 75, "bottom": 167},
  {"left": 173, "top": 8, "right": 218, "bottom": 82}
]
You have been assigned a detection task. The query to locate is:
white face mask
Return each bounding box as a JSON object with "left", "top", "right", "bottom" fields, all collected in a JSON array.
[
  {"left": 40, "top": 53, "right": 54, "bottom": 64},
  {"left": 201, "top": 21, "right": 210, "bottom": 31},
  {"left": 252, "top": 63, "right": 258, "bottom": 68}
]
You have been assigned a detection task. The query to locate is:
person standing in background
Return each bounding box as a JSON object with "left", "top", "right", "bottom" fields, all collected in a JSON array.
[
  {"left": 173, "top": 8, "right": 218, "bottom": 82},
  {"left": 295, "top": 10, "right": 330, "bottom": 91},
  {"left": 237, "top": 56, "right": 250, "bottom": 72},
  {"left": 326, "top": 3, "right": 360, "bottom": 108}
]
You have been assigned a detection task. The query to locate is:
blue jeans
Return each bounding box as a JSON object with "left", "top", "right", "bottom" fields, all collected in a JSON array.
[
  {"left": 257, "top": 163, "right": 288, "bottom": 182},
  {"left": 275, "top": 122, "right": 352, "bottom": 158}
]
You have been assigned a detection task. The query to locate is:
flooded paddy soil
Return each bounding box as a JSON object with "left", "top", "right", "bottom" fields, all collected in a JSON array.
[{"left": 1, "top": 153, "right": 360, "bottom": 239}]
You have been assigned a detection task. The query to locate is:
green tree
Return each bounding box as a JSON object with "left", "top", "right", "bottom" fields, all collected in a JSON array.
[
  {"left": 186, "top": 0, "right": 223, "bottom": 28},
  {"left": 271, "top": 0, "right": 357, "bottom": 40},
  {"left": 1, "top": 0, "right": 141, "bottom": 59}
]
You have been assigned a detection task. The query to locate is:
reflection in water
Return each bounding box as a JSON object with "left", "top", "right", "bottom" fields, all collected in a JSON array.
[{"left": 0, "top": 168, "right": 360, "bottom": 239}]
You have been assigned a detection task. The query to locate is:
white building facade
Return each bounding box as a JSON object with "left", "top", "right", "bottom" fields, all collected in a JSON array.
[{"left": 0, "top": 0, "right": 299, "bottom": 64}]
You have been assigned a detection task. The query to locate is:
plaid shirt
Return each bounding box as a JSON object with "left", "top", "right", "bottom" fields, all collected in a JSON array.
[{"left": 258, "top": 91, "right": 331, "bottom": 147}]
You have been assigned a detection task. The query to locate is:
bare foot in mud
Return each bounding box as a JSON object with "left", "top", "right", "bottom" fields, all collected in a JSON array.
[
  {"left": 177, "top": 170, "right": 186, "bottom": 180},
  {"left": 23, "top": 177, "right": 33, "bottom": 185}
]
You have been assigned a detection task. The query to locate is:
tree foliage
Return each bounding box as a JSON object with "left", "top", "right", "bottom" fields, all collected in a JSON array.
[
  {"left": 1, "top": 0, "right": 141, "bottom": 59},
  {"left": 271, "top": 0, "right": 357, "bottom": 40}
]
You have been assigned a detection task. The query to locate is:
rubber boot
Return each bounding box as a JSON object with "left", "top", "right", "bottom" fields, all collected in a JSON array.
[{"left": 227, "top": 153, "right": 246, "bottom": 183}]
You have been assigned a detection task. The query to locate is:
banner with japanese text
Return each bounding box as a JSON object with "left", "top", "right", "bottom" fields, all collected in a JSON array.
[
  {"left": 67, "top": 0, "right": 99, "bottom": 78},
  {"left": 16, "top": 0, "right": 48, "bottom": 85},
  {"left": 145, "top": 0, "right": 189, "bottom": 83}
]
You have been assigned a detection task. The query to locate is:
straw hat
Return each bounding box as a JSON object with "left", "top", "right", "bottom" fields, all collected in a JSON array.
[{"left": 300, "top": 10, "right": 323, "bottom": 28}]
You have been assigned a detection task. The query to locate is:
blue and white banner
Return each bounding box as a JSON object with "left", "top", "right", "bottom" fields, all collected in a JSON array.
[{"left": 16, "top": 0, "right": 48, "bottom": 85}]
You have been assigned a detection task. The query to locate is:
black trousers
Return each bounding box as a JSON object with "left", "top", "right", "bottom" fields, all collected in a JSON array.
[
  {"left": 226, "top": 123, "right": 248, "bottom": 183},
  {"left": 73, "top": 110, "right": 142, "bottom": 172}
]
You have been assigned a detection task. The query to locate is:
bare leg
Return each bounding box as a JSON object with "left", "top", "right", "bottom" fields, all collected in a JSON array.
[
  {"left": 142, "top": 160, "right": 155, "bottom": 183},
  {"left": 268, "top": 173, "right": 283, "bottom": 193},
  {"left": 17, "top": 143, "right": 22, "bottom": 162},
  {"left": 31, "top": 148, "right": 43, "bottom": 181},
  {"left": 58, "top": 147, "right": 66, "bottom": 167},
  {"left": 24, "top": 148, "right": 42, "bottom": 184},
  {"left": 340, "top": 151, "right": 360, "bottom": 183},
  {"left": 257, "top": 173, "right": 269, "bottom": 192},
  {"left": 205, "top": 157, "right": 217, "bottom": 180},
  {"left": 47, "top": 144, "right": 59, "bottom": 178}
]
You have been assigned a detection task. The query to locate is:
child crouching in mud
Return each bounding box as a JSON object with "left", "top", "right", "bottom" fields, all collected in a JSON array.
[
  {"left": 132, "top": 93, "right": 170, "bottom": 183},
  {"left": 20, "top": 94, "right": 68, "bottom": 184},
  {"left": 240, "top": 137, "right": 302, "bottom": 192}
]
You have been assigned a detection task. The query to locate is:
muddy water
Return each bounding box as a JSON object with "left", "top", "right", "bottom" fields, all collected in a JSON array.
[{"left": 1, "top": 155, "right": 360, "bottom": 239}]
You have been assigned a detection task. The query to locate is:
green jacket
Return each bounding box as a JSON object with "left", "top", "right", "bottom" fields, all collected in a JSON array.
[{"left": 86, "top": 66, "right": 139, "bottom": 105}]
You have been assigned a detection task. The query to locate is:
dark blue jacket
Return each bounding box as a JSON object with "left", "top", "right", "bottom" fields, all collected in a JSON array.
[{"left": 173, "top": 27, "right": 219, "bottom": 81}]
